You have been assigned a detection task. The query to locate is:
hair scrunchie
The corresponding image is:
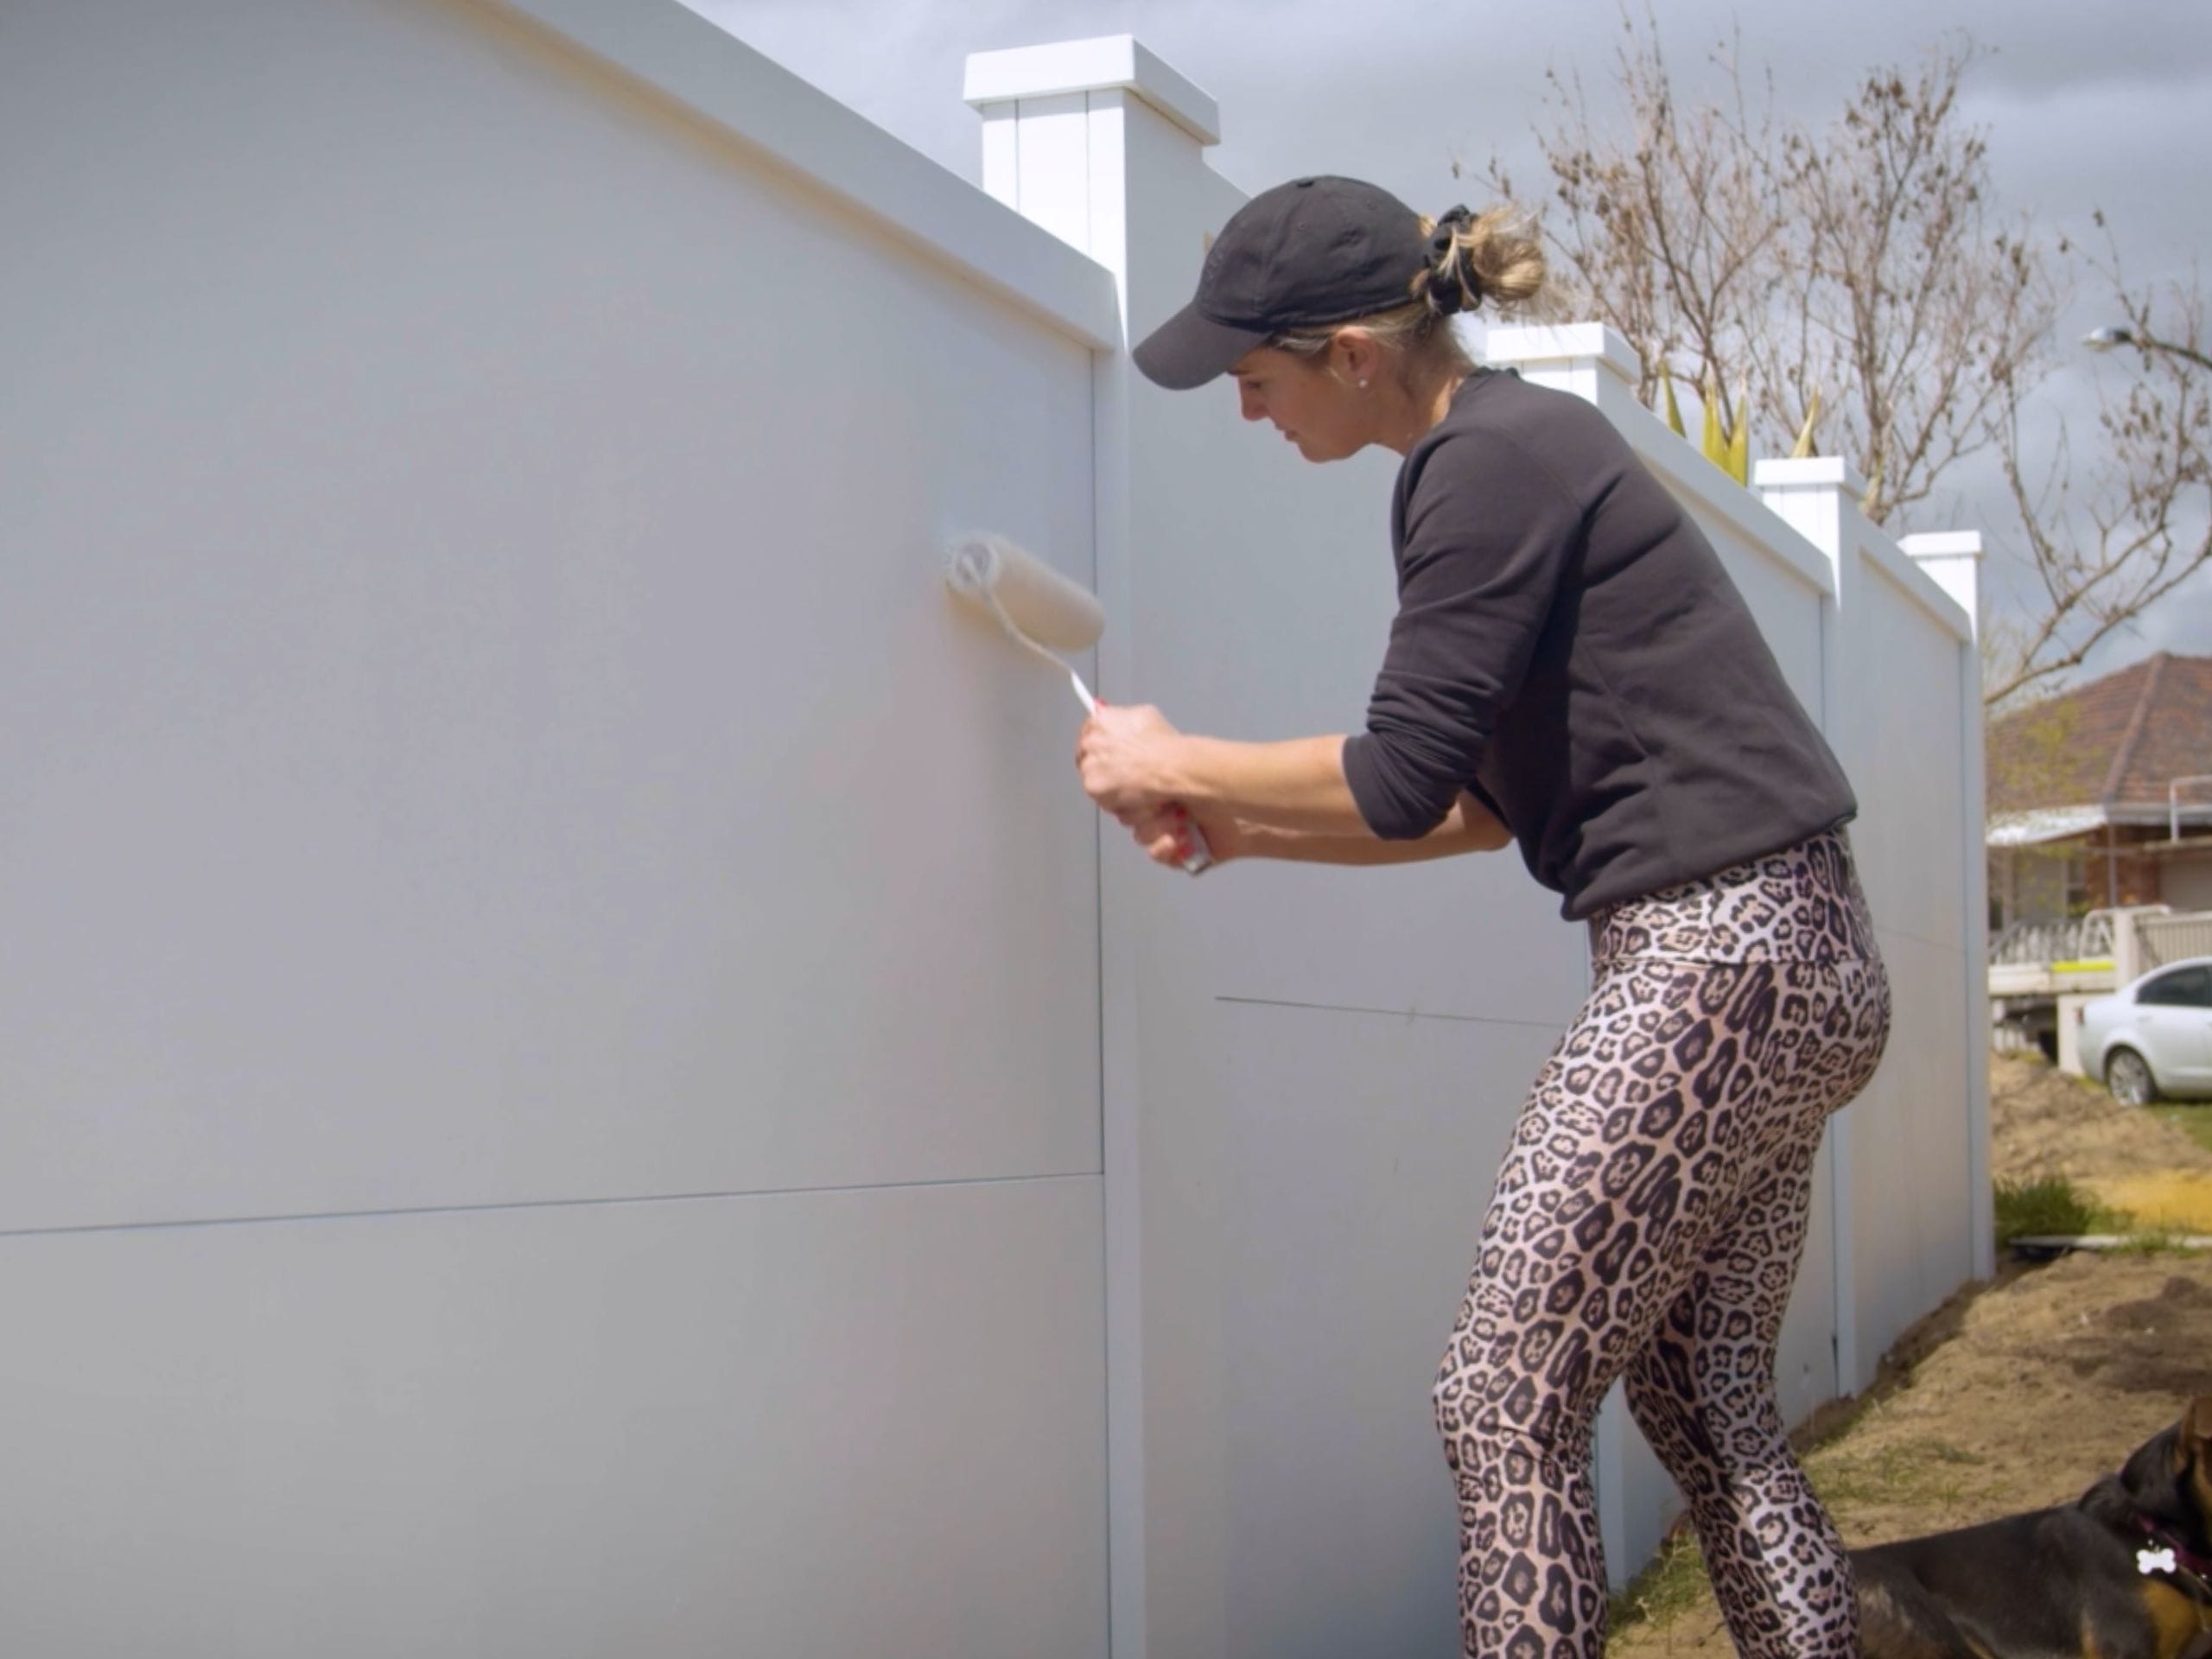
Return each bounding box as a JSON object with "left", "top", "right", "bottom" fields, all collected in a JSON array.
[{"left": 1424, "top": 204, "right": 1478, "bottom": 315}]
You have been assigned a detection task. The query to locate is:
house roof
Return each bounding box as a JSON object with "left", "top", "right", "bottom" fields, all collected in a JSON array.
[
  {"left": 1987, "top": 805, "right": 2110, "bottom": 847},
  {"left": 1988, "top": 652, "right": 2212, "bottom": 820}
]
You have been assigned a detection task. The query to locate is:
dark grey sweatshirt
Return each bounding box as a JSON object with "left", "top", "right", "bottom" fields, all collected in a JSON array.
[{"left": 1340, "top": 369, "right": 1857, "bottom": 919}]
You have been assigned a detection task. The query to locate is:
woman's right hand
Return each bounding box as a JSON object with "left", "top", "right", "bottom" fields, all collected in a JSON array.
[{"left": 1126, "top": 802, "right": 1243, "bottom": 871}]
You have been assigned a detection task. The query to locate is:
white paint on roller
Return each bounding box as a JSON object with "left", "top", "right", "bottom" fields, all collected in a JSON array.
[
  {"left": 949, "top": 534, "right": 1105, "bottom": 652},
  {"left": 945, "top": 533, "right": 1213, "bottom": 874},
  {"left": 946, "top": 533, "right": 1103, "bottom": 713}
]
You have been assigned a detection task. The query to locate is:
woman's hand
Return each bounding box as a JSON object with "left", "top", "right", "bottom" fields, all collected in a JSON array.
[
  {"left": 1125, "top": 802, "right": 1245, "bottom": 870},
  {"left": 1076, "top": 703, "right": 1186, "bottom": 817}
]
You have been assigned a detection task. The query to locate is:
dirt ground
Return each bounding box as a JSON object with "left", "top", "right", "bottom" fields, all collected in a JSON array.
[
  {"left": 1990, "top": 1049, "right": 2212, "bottom": 1231},
  {"left": 1606, "top": 1054, "right": 2212, "bottom": 1656},
  {"left": 1987, "top": 1051, "right": 2212, "bottom": 1186}
]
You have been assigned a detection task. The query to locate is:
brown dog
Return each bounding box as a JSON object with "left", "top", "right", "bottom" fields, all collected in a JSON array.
[{"left": 1853, "top": 1397, "right": 2212, "bottom": 1659}]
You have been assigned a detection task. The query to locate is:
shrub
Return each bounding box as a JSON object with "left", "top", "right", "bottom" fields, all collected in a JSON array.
[{"left": 1993, "top": 1176, "right": 2121, "bottom": 1244}]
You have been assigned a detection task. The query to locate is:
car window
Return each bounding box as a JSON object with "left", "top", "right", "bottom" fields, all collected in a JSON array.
[{"left": 2139, "top": 966, "right": 2212, "bottom": 1007}]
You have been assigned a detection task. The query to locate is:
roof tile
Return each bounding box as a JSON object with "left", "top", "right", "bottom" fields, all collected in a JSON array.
[{"left": 1987, "top": 652, "right": 2212, "bottom": 814}]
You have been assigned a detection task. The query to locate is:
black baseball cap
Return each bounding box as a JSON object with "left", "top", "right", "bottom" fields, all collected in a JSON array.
[{"left": 1133, "top": 175, "right": 1436, "bottom": 391}]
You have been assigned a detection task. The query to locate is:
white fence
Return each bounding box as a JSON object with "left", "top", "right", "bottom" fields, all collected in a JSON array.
[
  {"left": 2143, "top": 912, "right": 2212, "bottom": 971},
  {"left": 0, "top": 5, "right": 1986, "bottom": 1658}
]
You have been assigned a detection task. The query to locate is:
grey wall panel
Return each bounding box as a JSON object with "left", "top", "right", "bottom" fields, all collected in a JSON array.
[
  {"left": 1848, "top": 931, "right": 1974, "bottom": 1376},
  {"left": 0, "top": 1178, "right": 1107, "bottom": 1659},
  {"left": 1840, "top": 541, "right": 1976, "bottom": 1382},
  {"left": 1167, "top": 1000, "right": 1567, "bottom": 1659},
  {"left": 1847, "top": 555, "right": 1971, "bottom": 953},
  {"left": 1194, "top": 857, "right": 1592, "bottom": 1029},
  {"left": 0, "top": 0, "right": 1101, "bottom": 1232}
]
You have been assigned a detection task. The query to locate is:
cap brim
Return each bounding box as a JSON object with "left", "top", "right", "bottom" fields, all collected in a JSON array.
[{"left": 1132, "top": 302, "right": 1273, "bottom": 391}]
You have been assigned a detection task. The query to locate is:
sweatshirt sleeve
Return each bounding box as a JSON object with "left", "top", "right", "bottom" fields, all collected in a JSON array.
[{"left": 1342, "top": 432, "right": 1584, "bottom": 839}]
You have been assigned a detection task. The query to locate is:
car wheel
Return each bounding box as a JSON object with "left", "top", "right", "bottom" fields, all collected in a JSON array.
[{"left": 2107, "top": 1047, "right": 2158, "bottom": 1108}]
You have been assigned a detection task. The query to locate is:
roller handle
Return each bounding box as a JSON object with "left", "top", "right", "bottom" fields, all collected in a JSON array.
[
  {"left": 1090, "top": 694, "right": 1213, "bottom": 877},
  {"left": 1171, "top": 813, "right": 1216, "bottom": 878}
]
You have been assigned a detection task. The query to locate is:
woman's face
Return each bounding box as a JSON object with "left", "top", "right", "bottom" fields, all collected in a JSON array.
[{"left": 1229, "top": 344, "right": 1370, "bottom": 463}]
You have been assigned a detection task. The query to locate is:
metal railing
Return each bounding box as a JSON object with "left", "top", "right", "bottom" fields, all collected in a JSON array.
[{"left": 1988, "top": 913, "right": 2114, "bottom": 966}]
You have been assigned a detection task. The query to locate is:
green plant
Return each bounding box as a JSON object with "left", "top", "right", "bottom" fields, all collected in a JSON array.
[
  {"left": 1789, "top": 387, "right": 1822, "bottom": 459},
  {"left": 1655, "top": 364, "right": 1751, "bottom": 484},
  {"left": 2149, "top": 1105, "right": 2212, "bottom": 1158},
  {"left": 1605, "top": 1523, "right": 1708, "bottom": 1637},
  {"left": 1993, "top": 1175, "right": 2124, "bottom": 1244},
  {"left": 1812, "top": 1438, "right": 1988, "bottom": 1515}
]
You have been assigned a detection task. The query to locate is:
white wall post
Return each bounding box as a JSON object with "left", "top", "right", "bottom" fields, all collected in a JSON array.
[
  {"left": 965, "top": 41, "right": 1222, "bottom": 1659},
  {"left": 1480, "top": 323, "right": 1648, "bottom": 443},
  {"left": 1899, "top": 532, "right": 1984, "bottom": 639},
  {"left": 966, "top": 36, "right": 1219, "bottom": 254},
  {"left": 1753, "top": 456, "right": 1862, "bottom": 816},
  {"left": 1484, "top": 319, "right": 1711, "bottom": 1583},
  {"left": 1902, "top": 531, "right": 1993, "bottom": 1280},
  {"left": 1478, "top": 322, "right": 1634, "bottom": 1573},
  {"left": 2115, "top": 911, "right": 2145, "bottom": 987},
  {"left": 1478, "top": 322, "right": 1643, "bottom": 402},
  {"left": 1753, "top": 456, "right": 1862, "bottom": 571},
  {"left": 1751, "top": 456, "right": 1867, "bottom": 1390}
]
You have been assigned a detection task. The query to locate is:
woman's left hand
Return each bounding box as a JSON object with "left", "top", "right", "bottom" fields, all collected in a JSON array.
[{"left": 1076, "top": 702, "right": 1186, "bottom": 817}]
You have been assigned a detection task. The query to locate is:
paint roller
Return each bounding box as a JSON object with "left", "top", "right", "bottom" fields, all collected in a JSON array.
[{"left": 946, "top": 534, "right": 1213, "bottom": 875}]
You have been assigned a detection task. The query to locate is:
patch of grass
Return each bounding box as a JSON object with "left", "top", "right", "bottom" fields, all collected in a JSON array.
[
  {"left": 1602, "top": 1427, "right": 1997, "bottom": 1638},
  {"left": 1792, "top": 1388, "right": 1879, "bottom": 1452},
  {"left": 1994, "top": 1175, "right": 2126, "bottom": 1244},
  {"left": 2149, "top": 1104, "right": 2212, "bottom": 1158},
  {"left": 1809, "top": 1438, "right": 1988, "bottom": 1515},
  {"left": 1607, "top": 1524, "right": 1708, "bottom": 1637}
]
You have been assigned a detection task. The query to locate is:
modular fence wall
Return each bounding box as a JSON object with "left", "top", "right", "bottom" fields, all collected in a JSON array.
[{"left": 1, "top": 4, "right": 1986, "bottom": 1656}]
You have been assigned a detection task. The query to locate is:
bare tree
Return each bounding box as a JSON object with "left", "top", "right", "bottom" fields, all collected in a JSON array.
[
  {"left": 1780, "top": 48, "right": 2058, "bottom": 525},
  {"left": 1478, "top": 18, "right": 2054, "bottom": 523},
  {"left": 1987, "top": 238, "right": 2212, "bottom": 707},
  {"left": 1480, "top": 11, "right": 2210, "bottom": 707},
  {"left": 1477, "top": 21, "right": 1788, "bottom": 420}
]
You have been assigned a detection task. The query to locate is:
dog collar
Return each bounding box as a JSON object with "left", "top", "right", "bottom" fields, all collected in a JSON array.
[{"left": 2137, "top": 1516, "right": 2212, "bottom": 1589}]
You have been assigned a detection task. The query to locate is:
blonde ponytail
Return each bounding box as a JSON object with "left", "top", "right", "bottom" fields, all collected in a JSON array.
[{"left": 1415, "top": 204, "right": 1551, "bottom": 319}]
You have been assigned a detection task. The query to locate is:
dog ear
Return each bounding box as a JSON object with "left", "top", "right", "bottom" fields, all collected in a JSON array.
[
  {"left": 2183, "top": 1400, "right": 2212, "bottom": 1517},
  {"left": 2171, "top": 1398, "right": 2212, "bottom": 1480}
]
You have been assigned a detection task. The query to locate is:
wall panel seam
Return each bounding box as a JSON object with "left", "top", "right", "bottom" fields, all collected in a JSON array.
[{"left": 0, "top": 1172, "right": 1106, "bottom": 1241}]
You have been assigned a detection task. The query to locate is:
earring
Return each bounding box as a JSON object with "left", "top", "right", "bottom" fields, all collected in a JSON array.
[{"left": 1358, "top": 378, "right": 1370, "bottom": 390}]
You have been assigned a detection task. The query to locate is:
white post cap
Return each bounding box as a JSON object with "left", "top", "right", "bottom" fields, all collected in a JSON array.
[
  {"left": 963, "top": 36, "right": 1220, "bottom": 145},
  {"left": 1751, "top": 455, "right": 1872, "bottom": 499},
  {"left": 1482, "top": 322, "right": 1641, "bottom": 390}
]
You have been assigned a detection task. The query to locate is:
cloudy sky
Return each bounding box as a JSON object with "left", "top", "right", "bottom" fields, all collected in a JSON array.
[{"left": 684, "top": 0, "right": 2212, "bottom": 684}]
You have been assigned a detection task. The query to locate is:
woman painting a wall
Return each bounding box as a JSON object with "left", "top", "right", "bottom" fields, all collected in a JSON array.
[{"left": 1075, "top": 174, "right": 1891, "bottom": 1659}]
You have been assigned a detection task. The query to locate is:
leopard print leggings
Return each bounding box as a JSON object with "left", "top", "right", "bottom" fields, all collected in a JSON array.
[{"left": 1434, "top": 829, "right": 1890, "bottom": 1659}]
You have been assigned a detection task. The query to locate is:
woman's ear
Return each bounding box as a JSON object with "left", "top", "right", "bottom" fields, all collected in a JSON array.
[{"left": 1334, "top": 329, "right": 1381, "bottom": 390}]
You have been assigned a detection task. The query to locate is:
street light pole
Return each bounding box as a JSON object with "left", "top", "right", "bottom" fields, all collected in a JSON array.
[{"left": 2082, "top": 324, "right": 2212, "bottom": 373}]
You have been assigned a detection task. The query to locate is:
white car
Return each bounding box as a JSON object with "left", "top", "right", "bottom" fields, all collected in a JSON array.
[{"left": 2078, "top": 955, "right": 2212, "bottom": 1105}]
